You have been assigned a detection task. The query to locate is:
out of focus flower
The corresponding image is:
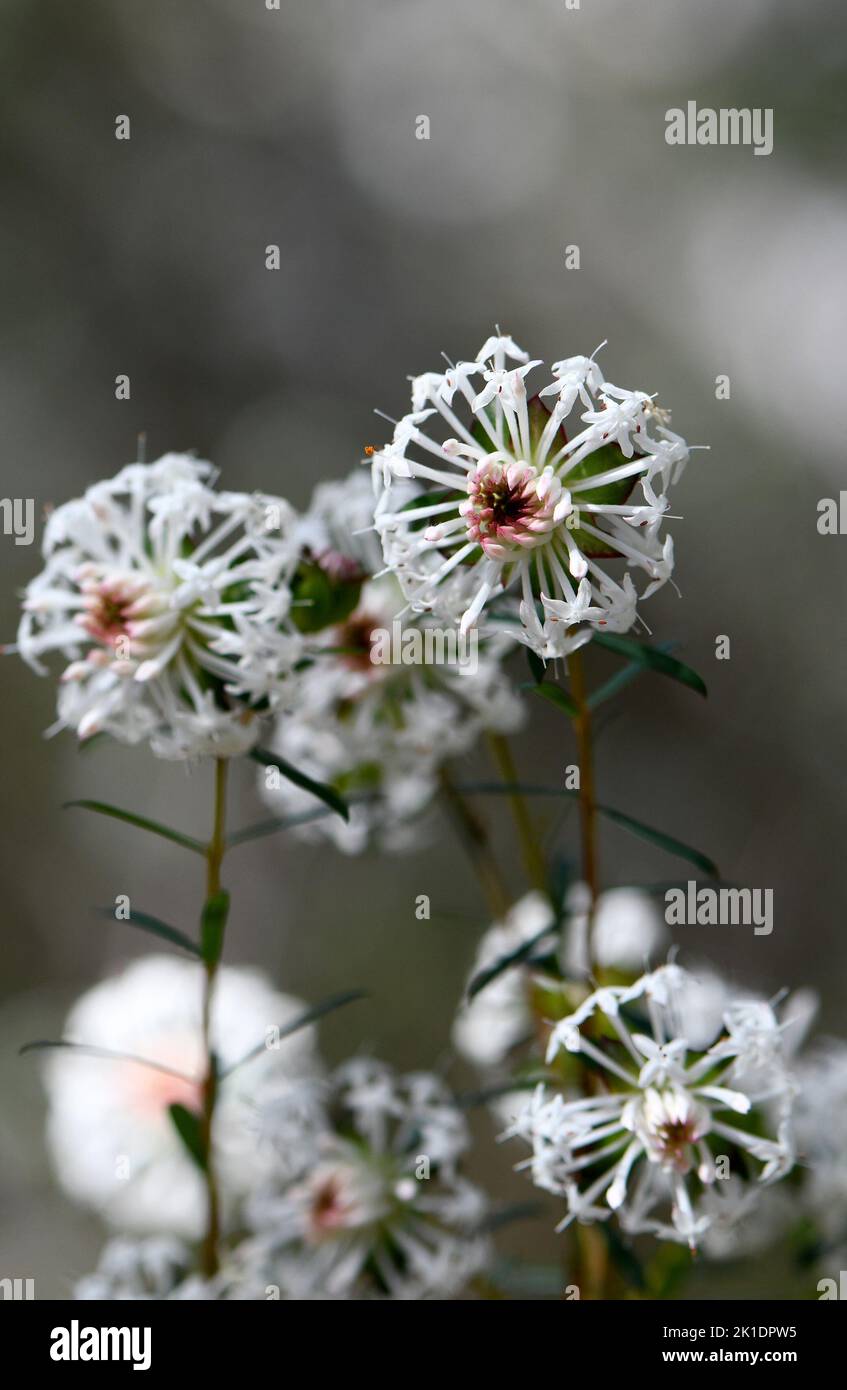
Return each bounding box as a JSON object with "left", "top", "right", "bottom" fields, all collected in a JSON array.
[
  {"left": 560, "top": 883, "right": 668, "bottom": 977},
  {"left": 372, "top": 334, "right": 689, "bottom": 659},
  {"left": 794, "top": 1042, "right": 847, "bottom": 1261},
  {"left": 505, "top": 964, "right": 795, "bottom": 1249},
  {"left": 75, "top": 1236, "right": 201, "bottom": 1301},
  {"left": 240, "top": 1059, "right": 491, "bottom": 1299},
  {"left": 262, "top": 471, "right": 524, "bottom": 853},
  {"left": 46, "top": 956, "right": 321, "bottom": 1237},
  {"left": 453, "top": 892, "right": 557, "bottom": 1069},
  {"left": 14, "top": 455, "right": 303, "bottom": 758}
]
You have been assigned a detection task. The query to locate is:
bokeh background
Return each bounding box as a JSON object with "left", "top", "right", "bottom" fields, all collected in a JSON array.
[{"left": 1, "top": 0, "right": 845, "bottom": 1298}]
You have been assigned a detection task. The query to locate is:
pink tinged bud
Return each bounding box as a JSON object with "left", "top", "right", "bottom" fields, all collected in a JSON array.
[
  {"left": 60, "top": 661, "right": 90, "bottom": 682},
  {"left": 569, "top": 551, "right": 588, "bottom": 579},
  {"left": 77, "top": 710, "right": 101, "bottom": 740}
]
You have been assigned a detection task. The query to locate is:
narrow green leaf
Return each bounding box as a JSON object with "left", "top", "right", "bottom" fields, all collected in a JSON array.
[
  {"left": 64, "top": 800, "right": 205, "bottom": 854},
  {"left": 526, "top": 648, "right": 546, "bottom": 686},
  {"left": 200, "top": 890, "right": 229, "bottom": 966},
  {"left": 531, "top": 683, "right": 579, "bottom": 719},
  {"left": 467, "top": 923, "right": 558, "bottom": 1001},
  {"left": 602, "top": 1222, "right": 648, "bottom": 1292},
  {"left": 592, "top": 632, "right": 707, "bottom": 697},
  {"left": 19, "top": 1039, "right": 196, "bottom": 1084},
  {"left": 223, "top": 988, "right": 367, "bottom": 1077},
  {"left": 96, "top": 906, "right": 200, "bottom": 957},
  {"left": 594, "top": 802, "right": 718, "bottom": 878},
  {"left": 452, "top": 782, "right": 718, "bottom": 878},
  {"left": 250, "top": 748, "right": 349, "bottom": 822},
  {"left": 588, "top": 641, "right": 678, "bottom": 709},
  {"left": 169, "top": 1103, "right": 207, "bottom": 1171}
]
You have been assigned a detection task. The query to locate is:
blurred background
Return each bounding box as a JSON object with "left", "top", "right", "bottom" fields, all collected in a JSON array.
[{"left": 1, "top": 0, "right": 845, "bottom": 1298}]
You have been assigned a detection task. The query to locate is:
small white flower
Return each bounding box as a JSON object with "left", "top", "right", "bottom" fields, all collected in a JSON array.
[
  {"left": 505, "top": 964, "right": 795, "bottom": 1249},
  {"left": 242, "top": 1061, "right": 491, "bottom": 1300},
  {"left": 793, "top": 1043, "right": 847, "bottom": 1253},
  {"left": 14, "top": 455, "right": 303, "bottom": 758},
  {"left": 561, "top": 883, "right": 668, "bottom": 977},
  {"left": 372, "top": 333, "right": 692, "bottom": 657},
  {"left": 45, "top": 956, "right": 321, "bottom": 1238}
]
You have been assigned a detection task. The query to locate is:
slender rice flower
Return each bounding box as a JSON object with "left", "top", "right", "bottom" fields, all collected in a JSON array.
[
  {"left": 371, "top": 334, "right": 691, "bottom": 658},
  {"left": 13, "top": 455, "right": 303, "bottom": 758},
  {"left": 560, "top": 883, "right": 668, "bottom": 979},
  {"left": 262, "top": 471, "right": 525, "bottom": 853},
  {"left": 45, "top": 956, "right": 322, "bottom": 1238},
  {"left": 240, "top": 1059, "right": 491, "bottom": 1300},
  {"left": 504, "top": 964, "right": 795, "bottom": 1249},
  {"left": 793, "top": 1043, "right": 847, "bottom": 1261}
]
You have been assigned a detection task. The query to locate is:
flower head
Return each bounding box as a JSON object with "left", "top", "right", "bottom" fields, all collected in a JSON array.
[
  {"left": 45, "top": 955, "right": 321, "bottom": 1237},
  {"left": 372, "top": 334, "right": 691, "bottom": 658},
  {"left": 505, "top": 964, "right": 795, "bottom": 1249},
  {"left": 241, "top": 1059, "right": 491, "bottom": 1299},
  {"left": 14, "top": 455, "right": 303, "bottom": 758},
  {"left": 262, "top": 471, "right": 524, "bottom": 853}
]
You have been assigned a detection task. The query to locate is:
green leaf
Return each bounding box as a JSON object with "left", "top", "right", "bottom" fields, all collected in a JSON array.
[
  {"left": 169, "top": 1103, "right": 207, "bottom": 1171},
  {"left": 592, "top": 632, "right": 707, "bottom": 697},
  {"left": 63, "top": 800, "right": 205, "bottom": 854},
  {"left": 531, "top": 683, "right": 579, "bottom": 719},
  {"left": 601, "top": 1222, "right": 648, "bottom": 1292},
  {"left": 588, "top": 640, "right": 678, "bottom": 709},
  {"left": 526, "top": 648, "right": 546, "bottom": 686},
  {"left": 96, "top": 906, "right": 200, "bottom": 957},
  {"left": 19, "top": 1039, "right": 196, "bottom": 1085},
  {"left": 290, "top": 559, "right": 364, "bottom": 635},
  {"left": 250, "top": 748, "right": 349, "bottom": 822},
  {"left": 200, "top": 890, "right": 230, "bottom": 966},
  {"left": 452, "top": 782, "right": 718, "bottom": 878},
  {"left": 222, "top": 989, "right": 367, "bottom": 1077},
  {"left": 467, "top": 923, "right": 558, "bottom": 1000},
  {"left": 595, "top": 802, "right": 718, "bottom": 878}
]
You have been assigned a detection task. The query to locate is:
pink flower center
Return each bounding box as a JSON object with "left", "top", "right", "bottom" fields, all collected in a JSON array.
[
  {"left": 78, "top": 573, "right": 152, "bottom": 647},
  {"left": 462, "top": 461, "right": 554, "bottom": 558}
]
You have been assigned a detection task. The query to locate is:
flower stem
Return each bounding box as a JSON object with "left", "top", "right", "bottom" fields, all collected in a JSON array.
[
  {"left": 199, "top": 756, "right": 228, "bottom": 1279},
  {"left": 439, "top": 766, "right": 511, "bottom": 918},
  {"left": 486, "top": 733, "right": 548, "bottom": 895},
  {"left": 566, "top": 647, "right": 599, "bottom": 963}
]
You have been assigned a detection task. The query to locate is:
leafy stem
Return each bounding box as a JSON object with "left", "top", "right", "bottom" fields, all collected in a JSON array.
[
  {"left": 438, "top": 766, "right": 512, "bottom": 918},
  {"left": 486, "top": 733, "right": 547, "bottom": 895},
  {"left": 199, "top": 757, "right": 228, "bottom": 1279},
  {"left": 566, "top": 644, "right": 599, "bottom": 949}
]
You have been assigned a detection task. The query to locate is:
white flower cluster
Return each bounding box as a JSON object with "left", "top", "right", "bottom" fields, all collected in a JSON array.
[
  {"left": 74, "top": 1058, "right": 490, "bottom": 1302},
  {"left": 371, "top": 334, "right": 690, "bottom": 659},
  {"left": 16, "top": 455, "right": 303, "bottom": 759},
  {"left": 46, "top": 956, "right": 321, "bottom": 1238},
  {"left": 236, "top": 1059, "right": 491, "bottom": 1300},
  {"left": 504, "top": 964, "right": 796, "bottom": 1249},
  {"left": 261, "top": 471, "right": 525, "bottom": 853}
]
